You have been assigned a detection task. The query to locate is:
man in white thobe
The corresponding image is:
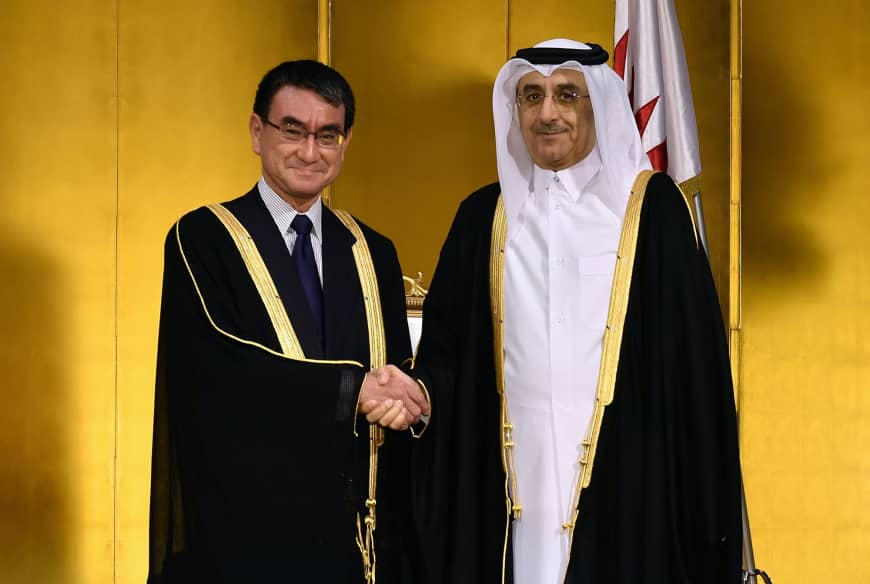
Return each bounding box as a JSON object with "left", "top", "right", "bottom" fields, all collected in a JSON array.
[{"left": 409, "top": 38, "right": 743, "bottom": 584}]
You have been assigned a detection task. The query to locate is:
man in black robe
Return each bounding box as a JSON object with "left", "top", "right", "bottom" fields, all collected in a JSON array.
[
  {"left": 410, "top": 39, "right": 742, "bottom": 583},
  {"left": 148, "top": 60, "right": 428, "bottom": 584}
]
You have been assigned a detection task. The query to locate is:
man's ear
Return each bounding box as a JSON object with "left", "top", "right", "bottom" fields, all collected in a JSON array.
[
  {"left": 337, "top": 127, "right": 353, "bottom": 162},
  {"left": 249, "top": 113, "right": 263, "bottom": 155}
]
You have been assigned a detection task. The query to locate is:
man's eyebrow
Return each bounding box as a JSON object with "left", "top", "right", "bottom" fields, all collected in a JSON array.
[
  {"left": 315, "top": 123, "right": 343, "bottom": 133},
  {"left": 556, "top": 83, "right": 581, "bottom": 91},
  {"left": 519, "top": 82, "right": 582, "bottom": 94},
  {"left": 278, "top": 115, "right": 304, "bottom": 126},
  {"left": 518, "top": 83, "right": 545, "bottom": 93},
  {"left": 277, "top": 116, "right": 342, "bottom": 133}
]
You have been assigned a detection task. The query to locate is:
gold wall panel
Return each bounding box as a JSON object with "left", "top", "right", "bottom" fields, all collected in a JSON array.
[
  {"left": 115, "top": 1, "right": 316, "bottom": 582},
  {"left": 742, "top": 0, "right": 870, "bottom": 580},
  {"left": 331, "top": 0, "right": 506, "bottom": 284},
  {"left": 508, "top": 0, "right": 612, "bottom": 53},
  {"left": 0, "top": 1, "right": 117, "bottom": 582}
]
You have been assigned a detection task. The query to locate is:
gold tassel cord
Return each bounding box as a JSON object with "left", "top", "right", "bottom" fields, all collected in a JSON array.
[
  {"left": 489, "top": 196, "right": 520, "bottom": 584},
  {"left": 355, "top": 424, "right": 384, "bottom": 583},
  {"left": 334, "top": 210, "right": 386, "bottom": 584},
  {"left": 490, "top": 198, "right": 522, "bottom": 521}
]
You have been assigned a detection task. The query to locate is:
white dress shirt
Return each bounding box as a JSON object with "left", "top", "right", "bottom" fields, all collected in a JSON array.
[
  {"left": 503, "top": 145, "right": 622, "bottom": 583},
  {"left": 257, "top": 177, "right": 324, "bottom": 284}
]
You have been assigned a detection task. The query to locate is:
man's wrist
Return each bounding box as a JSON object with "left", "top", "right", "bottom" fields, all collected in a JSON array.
[
  {"left": 337, "top": 367, "right": 365, "bottom": 423},
  {"left": 410, "top": 378, "right": 431, "bottom": 438}
]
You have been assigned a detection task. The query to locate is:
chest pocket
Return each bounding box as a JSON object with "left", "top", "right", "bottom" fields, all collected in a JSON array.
[{"left": 578, "top": 254, "right": 616, "bottom": 330}]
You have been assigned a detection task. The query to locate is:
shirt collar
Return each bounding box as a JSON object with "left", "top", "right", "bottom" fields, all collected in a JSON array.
[
  {"left": 257, "top": 177, "right": 323, "bottom": 240},
  {"left": 531, "top": 143, "right": 602, "bottom": 202}
]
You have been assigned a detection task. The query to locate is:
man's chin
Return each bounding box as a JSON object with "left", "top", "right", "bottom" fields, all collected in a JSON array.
[
  {"left": 531, "top": 149, "right": 570, "bottom": 170},
  {"left": 287, "top": 176, "right": 329, "bottom": 197}
]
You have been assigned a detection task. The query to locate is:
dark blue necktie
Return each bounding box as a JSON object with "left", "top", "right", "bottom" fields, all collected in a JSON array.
[{"left": 291, "top": 214, "right": 323, "bottom": 341}]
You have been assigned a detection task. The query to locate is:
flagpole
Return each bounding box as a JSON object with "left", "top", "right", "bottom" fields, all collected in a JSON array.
[
  {"left": 692, "top": 192, "right": 709, "bottom": 252},
  {"left": 677, "top": 176, "right": 709, "bottom": 253},
  {"left": 679, "top": 176, "right": 709, "bottom": 253}
]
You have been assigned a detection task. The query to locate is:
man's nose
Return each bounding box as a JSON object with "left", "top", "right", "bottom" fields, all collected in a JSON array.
[
  {"left": 296, "top": 134, "right": 319, "bottom": 161},
  {"left": 538, "top": 95, "right": 560, "bottom": 119}
]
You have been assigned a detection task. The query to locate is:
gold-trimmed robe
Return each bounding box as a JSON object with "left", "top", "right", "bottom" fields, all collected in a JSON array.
[
  {"left": 148, "top": 186, "right": 413, "bottom": 583},
  {"left": 411, "top": 172, "right": 742, "bottom": 584}
]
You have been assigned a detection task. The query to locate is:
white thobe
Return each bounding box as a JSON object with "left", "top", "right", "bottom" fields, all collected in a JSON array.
[{"left": 503, "top": 146, "right": 622, "bottom": 583}]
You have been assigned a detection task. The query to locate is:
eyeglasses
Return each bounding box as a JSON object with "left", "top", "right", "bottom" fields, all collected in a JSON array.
[
  {"left": 262, "top": 117, "right": 345, "bottom": 148},
  {"left": 516, "top": 91, "right": 590, "bottom": 112}
]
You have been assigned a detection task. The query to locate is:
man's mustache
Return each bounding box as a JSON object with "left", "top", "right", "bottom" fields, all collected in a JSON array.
[{"left": 532, "top": 123, "right": 569, "bottom": 134}]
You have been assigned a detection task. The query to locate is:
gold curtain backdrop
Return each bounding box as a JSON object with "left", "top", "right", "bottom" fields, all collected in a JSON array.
[
  {"left": 0, "top": 0, "right": 866, "bottom": 582},
  {"left": 740, "top": 0, "right": 870, "bottom": 580}
]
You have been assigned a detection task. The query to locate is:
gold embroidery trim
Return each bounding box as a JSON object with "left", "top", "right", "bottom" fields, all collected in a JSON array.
[
  {"left": 173, "top": 217, "right": 361, "bottom": 367},
  {"left": 560, "top": 169, "right": 656, "bottom": 582},
  {"left": 206, "top": 204, "right": 304, "bottom": 359},
  {"left": 333, "top": 209, "right": 386, "bottom": 584},
  {"left": 489, "top": 196, "right": 518, "bottom": 584},
  {"left": 333, "top": 211, "right": 386, "bottom": 366}
]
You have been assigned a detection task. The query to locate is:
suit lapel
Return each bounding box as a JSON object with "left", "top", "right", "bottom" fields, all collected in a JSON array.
[
  {"left": 321, "top": 207, "right": 368, "bottom": 365},
  {"left": 224, "top": 187, "right": 324, "bottom": 359}
]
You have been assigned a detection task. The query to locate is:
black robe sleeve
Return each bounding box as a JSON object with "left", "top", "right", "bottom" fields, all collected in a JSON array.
[
  {"left": 149, "top": 211, "right": 370, "bottom": 583},
  {"left": 410, "top": 185, "right": 510, "bottom": 584}
]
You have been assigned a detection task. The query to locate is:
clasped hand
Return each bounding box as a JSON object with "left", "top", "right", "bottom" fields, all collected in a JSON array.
[{"left": 358, "top": 365, "right": 430, "bottom": 431}]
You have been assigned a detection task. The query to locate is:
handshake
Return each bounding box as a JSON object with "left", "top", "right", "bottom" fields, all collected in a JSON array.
[{"left": 358, "top": 365, "right": 430, "bottom": 431}]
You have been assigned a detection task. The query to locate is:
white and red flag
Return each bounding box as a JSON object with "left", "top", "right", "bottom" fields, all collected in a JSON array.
[{"left": 614, "top": 0, "right": 705, "bottom": 234}]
